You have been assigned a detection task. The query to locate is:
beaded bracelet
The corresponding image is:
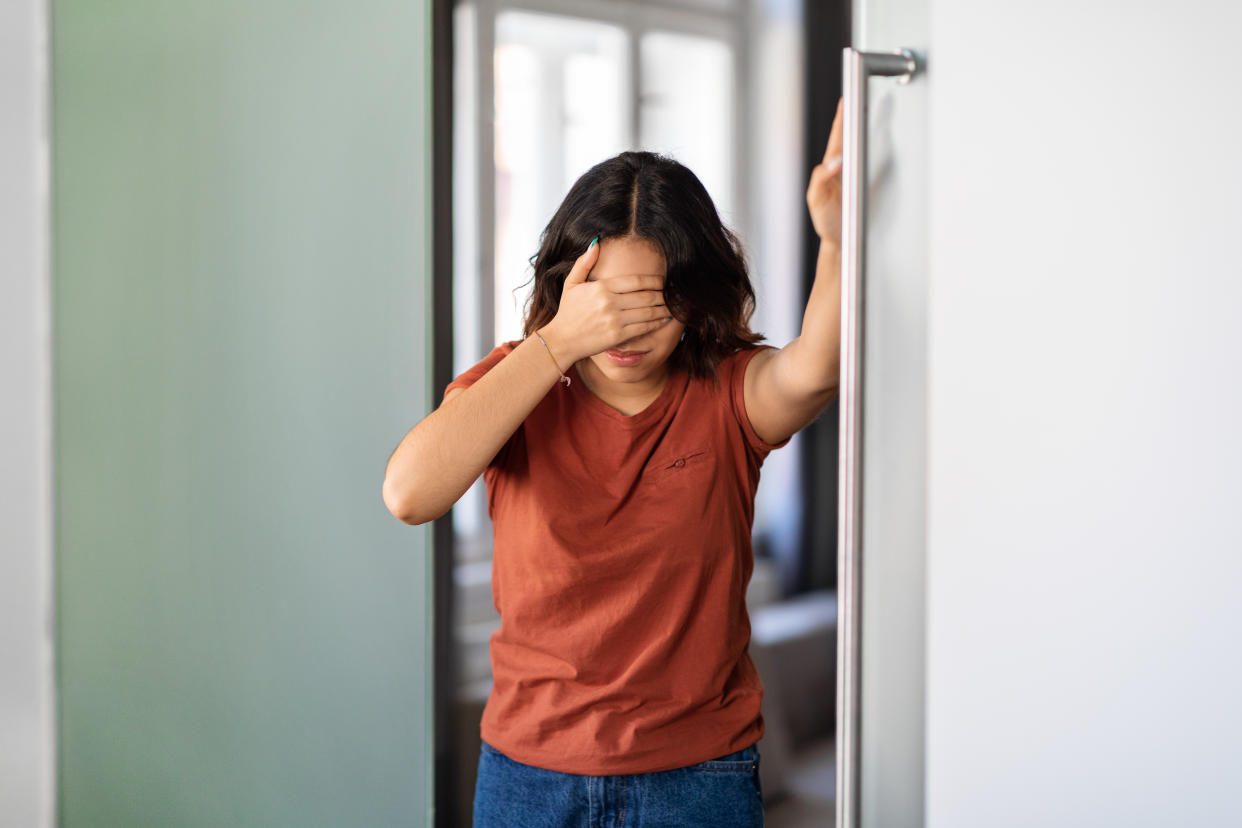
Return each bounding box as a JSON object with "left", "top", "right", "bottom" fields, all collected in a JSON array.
[{"left": 533, "top": 329, "right": 571, "bottom": 387}]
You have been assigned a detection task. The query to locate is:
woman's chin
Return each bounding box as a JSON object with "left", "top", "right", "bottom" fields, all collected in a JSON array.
[{"left": 590, "top": 352, "right": 666, "bottom": 382}]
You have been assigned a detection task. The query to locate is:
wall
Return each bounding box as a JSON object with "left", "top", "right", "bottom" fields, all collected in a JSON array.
[
  {"left": 51, "top": 1, "right": 434, "bottom": 824},
  {"left": 927, "top": 1, "right": 1242, "bottom": 825},
  {"left": 1, "top": 0, "right": 55, "bottom": 824}
]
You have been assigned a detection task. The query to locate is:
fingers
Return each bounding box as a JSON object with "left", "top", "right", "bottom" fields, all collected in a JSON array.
[
  {"left": 808, "top": 160, "right": 842, "bottom": 190},
  {"left": 823, "top": 96, "right": 844, "bottom": 164},
  {"left": 620, "top": 317, "right": 674, "bottom": 339},
  {"left": 621, "top": 303, "right": 669, "bottom": 321},
  {"left": 618, "top": 290, "right": 666, "bottom": 310},
  {"left": 562, "top": 237, "right": 600, "bottom": 290},
  {"left": 606, "top": 273, "right": 665, "bottom": 294}
]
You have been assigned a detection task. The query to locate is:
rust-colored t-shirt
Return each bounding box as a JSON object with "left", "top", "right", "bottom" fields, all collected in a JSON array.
[{"left": 444, "top": 341, "right": 790, "bottom": 775}]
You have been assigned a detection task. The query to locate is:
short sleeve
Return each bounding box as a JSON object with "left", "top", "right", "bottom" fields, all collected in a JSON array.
[
  {"left": 443, "top": 340, "right": 521, "bottom": 402},
  {"left": 729, "top": 346, "right": 793, "bottom": 460}
]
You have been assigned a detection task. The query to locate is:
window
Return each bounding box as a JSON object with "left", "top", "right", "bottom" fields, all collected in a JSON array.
[{"left": 492, "top": 10, "right": 630, "bottom": 345}]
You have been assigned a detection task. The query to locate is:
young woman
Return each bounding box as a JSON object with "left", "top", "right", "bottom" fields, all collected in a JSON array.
[{"left": 384, "top": 98, "right": 845, "bottom": 827}]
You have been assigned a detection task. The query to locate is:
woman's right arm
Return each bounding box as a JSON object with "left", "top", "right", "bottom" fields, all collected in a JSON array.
[
  {"left": 381, "top": 332, "right": 577, "bottom": 525},
  {"left": 382, "top": 237, "right": 670, "bottom": 525}
]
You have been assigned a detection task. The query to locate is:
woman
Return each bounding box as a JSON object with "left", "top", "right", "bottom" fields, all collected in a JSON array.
[{"left": 383, "top": 98, "right": 845, "bottom": 827}]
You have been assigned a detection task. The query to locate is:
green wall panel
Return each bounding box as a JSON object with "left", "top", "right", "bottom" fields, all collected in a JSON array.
[{"left": 51, "top": 1, "right": 433, "bottom": 824}]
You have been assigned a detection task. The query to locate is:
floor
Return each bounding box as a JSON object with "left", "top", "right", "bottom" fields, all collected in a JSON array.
[{"left": 765, "top": 737, "right": 836, "bottom": 828}]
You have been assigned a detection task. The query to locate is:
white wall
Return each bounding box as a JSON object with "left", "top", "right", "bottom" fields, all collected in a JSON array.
[
  {"left": 0, "top": 0, "right": 54, "bottom": 825},
  {"left": 927, "top": 2, "right": 1242, "bottom": 825}
]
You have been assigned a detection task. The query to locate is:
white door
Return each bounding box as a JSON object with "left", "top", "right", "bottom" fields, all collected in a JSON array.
[
  {"left": 839, "top": 3, "right": 929, "bottom": 828},
  {"left": 848, "top": 0, "right": 1242, "bottom": 826}
]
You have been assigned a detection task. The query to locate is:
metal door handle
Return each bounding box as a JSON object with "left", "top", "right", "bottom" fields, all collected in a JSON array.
[{"left": 837, "top": 45, "right": 920, "bottom": 828}]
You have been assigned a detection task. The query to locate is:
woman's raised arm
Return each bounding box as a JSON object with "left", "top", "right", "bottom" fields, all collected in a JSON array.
[{"left": 743, "top": 96, "right": 845, "bottom": 446}]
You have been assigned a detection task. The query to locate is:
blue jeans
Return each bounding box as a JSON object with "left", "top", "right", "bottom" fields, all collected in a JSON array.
[{"left": 472, "top": 739, "right": 764, "bottom": 827}]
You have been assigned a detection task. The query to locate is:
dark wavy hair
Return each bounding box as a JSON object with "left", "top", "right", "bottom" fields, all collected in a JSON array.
[{"left": 521, "top": 151, "right": 765, "bottom": 382}]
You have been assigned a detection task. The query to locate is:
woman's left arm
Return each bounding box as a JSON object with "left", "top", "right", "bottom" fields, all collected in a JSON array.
[{"left": 745, "top": 97, "right": 845, "bottom": 446}]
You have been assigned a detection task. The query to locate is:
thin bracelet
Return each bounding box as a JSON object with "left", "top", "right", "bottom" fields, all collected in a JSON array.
[{"left": 533, "top": 329, "right": 571, "bottom": 387}]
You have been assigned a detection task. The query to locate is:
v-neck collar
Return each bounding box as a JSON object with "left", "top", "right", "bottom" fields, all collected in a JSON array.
[{"left": 569, "top": 361, "right": 687, "bottom": 427}]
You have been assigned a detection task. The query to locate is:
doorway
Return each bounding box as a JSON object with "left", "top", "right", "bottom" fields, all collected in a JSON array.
[{"left": 431, "top": 1, "right": 850, "bottom": 823}]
